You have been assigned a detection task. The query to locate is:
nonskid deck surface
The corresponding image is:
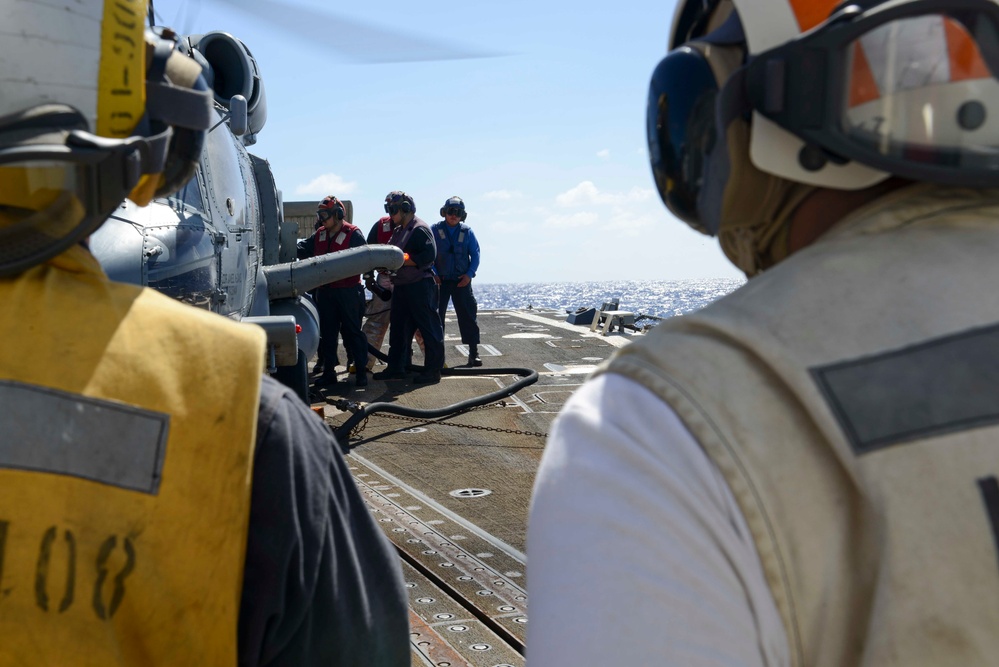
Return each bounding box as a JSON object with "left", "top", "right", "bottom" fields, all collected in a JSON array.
[{"left": 312, "top": 309, "right": 640, "bottom": 665}]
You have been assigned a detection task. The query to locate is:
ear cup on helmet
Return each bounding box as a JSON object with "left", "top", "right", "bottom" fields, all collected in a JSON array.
[
  {"left": 141, "top": 38, "right": 214, "bottom": 202},
  {"left": 318, "top": 195, "right": 346, "bottom": 220},
  {"left": 648, "top": 45, "right": 723, "bottom": 233},
  {"left": 154, "top": 75, "right": 210, "bottom": 199}
]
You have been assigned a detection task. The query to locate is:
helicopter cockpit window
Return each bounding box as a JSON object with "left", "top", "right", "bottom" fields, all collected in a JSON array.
[
  {"left": 174, "top": 176, "right": 206, "bottom": 213},
  {"left": 143, "top": 224, "right": 217, "bottom": 310}
]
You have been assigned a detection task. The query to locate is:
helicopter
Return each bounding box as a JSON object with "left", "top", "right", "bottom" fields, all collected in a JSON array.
[{"left": 90, "top": 25, "right": 404, "bottom": 403}]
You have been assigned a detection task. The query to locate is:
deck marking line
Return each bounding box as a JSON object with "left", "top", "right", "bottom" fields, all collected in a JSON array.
[
  {"left": 492, "top": 377, "right": 534, "bottom": 413},
  {"left": 496, "top": 310, "right": 637, "bottom": 348},
  {"left": 351, "top": 452, "right": 528, "bottom": 563}
]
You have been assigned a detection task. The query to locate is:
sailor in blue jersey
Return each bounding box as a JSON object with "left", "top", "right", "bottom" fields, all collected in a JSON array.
[
  {"left": 373, "top": 192, "right": 446, "bottom": 384},
  {"left": 432, "top": 196, "right": 482, "bottom": 366}
]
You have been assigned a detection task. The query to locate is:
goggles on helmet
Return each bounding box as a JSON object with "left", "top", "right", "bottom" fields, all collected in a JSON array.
[
  {"left": 385, "top": 193, "right": 414, "bottom": 215},
  {"left": 648, "top": 0, "right": 999, "bottom": 233},
  {"left": 317, "top": 207, "right": 343, "bottom": 222},
  {"left": 0, "top": 105, "right": 172, "bottom": 277},
  {"left": 744, "top": 0, "right": 999, "bottom": 186}
]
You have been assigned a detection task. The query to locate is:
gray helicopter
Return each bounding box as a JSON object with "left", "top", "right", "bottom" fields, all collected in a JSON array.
[{"left": 90, "top": 28, "right": 403, "bottom": 403}]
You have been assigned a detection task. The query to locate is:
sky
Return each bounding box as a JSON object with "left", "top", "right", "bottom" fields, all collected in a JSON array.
[{"left": 151, "top": 0, "right": 745, "bottom": 284}]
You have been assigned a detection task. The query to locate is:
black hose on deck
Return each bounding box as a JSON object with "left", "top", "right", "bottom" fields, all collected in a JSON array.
[{"left": 333, "top": 343, "right": 538, "bottom": 451}]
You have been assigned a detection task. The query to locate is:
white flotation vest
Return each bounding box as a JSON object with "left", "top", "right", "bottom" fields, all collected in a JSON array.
[{"left": 604, "top": 183, "right": 999, "bottom": 666}]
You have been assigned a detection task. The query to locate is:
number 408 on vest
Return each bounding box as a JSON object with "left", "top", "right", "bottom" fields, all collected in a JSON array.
[{"left": 0, "top": 521, "right": 136, "bottom": 619}]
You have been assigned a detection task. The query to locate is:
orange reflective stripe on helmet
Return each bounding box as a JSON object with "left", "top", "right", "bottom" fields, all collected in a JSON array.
[
  {"left": 849, "top": 42, "right": 880, "bottom": 108},
  {"left": 944, "top": 17, "right": 990, "bottom": 81},
  {"left": 847, "top": 15, "right": 992, "bottom": 108},
  {"left": 787, "top": 0, "right": 841, "bottom": 32}
]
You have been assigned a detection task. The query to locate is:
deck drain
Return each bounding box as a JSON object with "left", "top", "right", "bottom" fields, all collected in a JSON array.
[{"left": 449, "top": 488, "right": 492, "bottom": 498}]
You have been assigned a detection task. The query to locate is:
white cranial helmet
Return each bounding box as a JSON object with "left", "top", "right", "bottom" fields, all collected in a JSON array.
[
  {"left": 0, "top": 0, "right": 213, "bottom": 276},
  {"left": 652, "top": 0, "right": 999, "bottom": 233},
  {"left": 649, "top": 0, "right": 999, "bottom": 275},
  {"left": 3, "top": 0, "right": 136, "bottom": 135}
]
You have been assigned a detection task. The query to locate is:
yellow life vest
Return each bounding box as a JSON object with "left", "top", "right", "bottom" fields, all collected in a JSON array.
[
  {"left": 0, "top": 245, "right": 265, "bottom": 665},
  {"left": 605, "top": 184, "right": 999, "bottom": 666}
]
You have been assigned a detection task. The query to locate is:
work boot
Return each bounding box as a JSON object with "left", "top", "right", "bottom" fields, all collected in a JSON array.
[
  {"left": 468, "top": 345, "right": 482, "bottom": 367},
  {"left": 373, "top": 368, "right": 408, "bottom": 381},
  {"left": 315, "top": 372, "right": 339, "bottom": 387},
  {"left": 355, "top": 370, "right": 368, "bottom": 387},
  {"left": 413, "top": 371, "right": 441, "bottom": 385}
]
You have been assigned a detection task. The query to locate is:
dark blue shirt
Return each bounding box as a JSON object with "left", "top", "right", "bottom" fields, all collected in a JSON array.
[{"left": 431, "top": 221, "right": 480, "bottom": 280}]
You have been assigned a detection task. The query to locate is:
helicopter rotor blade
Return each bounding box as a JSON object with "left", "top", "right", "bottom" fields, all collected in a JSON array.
[
  {"left": 150, "top": 0, "right": 204, "bottom": 36},
  {"left": 205, "top": 0, "right": 505, "bottom": 63}
]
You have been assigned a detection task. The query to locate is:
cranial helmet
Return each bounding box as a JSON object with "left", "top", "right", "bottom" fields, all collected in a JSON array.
[
  {"left": 650, "top": 0, "right": 999, "bottom": 273},
  {"left": 384, "top": 191, "right": 416, "bottom": 215},
  {"left": 440, "top": 196, "right": 467, "bottom": 221},
  {"left": 317, "top": 195, "right": 346, "bottom": 222},
  {"left": 0, "top": 0, "right": 214, "bottom": 277}
]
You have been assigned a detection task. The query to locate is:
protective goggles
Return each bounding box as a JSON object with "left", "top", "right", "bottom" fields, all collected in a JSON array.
[
  {"left": 316, "top": 207, "right": 344, "bottom": 222},
  {"left": 0, "top": 106, "right": 170, "bottom": 276},
  {"left": 745, "top": 0, "right": 999, "bottom": 186},
  {"left": 385, "top": 201, "right": 413, "bottom": 215},
  {"left": 444, "top": 207, "right": 463, "bottom": 217},
  {"left": 648, "top": 0, "right": 999, "bottom": 225}
]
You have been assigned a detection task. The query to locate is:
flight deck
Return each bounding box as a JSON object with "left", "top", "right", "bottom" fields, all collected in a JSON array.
[{"left": 313, "top": 308, "right": 640, "bottom": 666}]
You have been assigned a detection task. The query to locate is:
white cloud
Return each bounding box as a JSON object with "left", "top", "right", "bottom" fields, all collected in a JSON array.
[
  {"left": 294, "top": 173, "right": 358, "bottom": 197},
  {"left": 597, "top": 149, "right": 611, "bottom": 159},
  {"left": 544, "top": 211, "right": 599, "bottom": 228},
  {"left": 607, "top": 209, "right": 660, "bottom": 234},
  {"left": 483, "top": 189, "right": 522, "bottom": 200},
  {"left": 555, "top": 181, "right": 655, "bottom": 207}
]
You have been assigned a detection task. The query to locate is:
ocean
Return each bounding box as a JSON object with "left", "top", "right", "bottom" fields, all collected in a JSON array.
[{"left": 470, "top": 278, "right": 746, "bottom": 321}]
